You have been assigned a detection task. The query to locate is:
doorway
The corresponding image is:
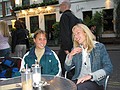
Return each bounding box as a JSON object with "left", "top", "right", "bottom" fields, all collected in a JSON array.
[{"left": 44, "top": 14, "right": 56, "bottom": 41}]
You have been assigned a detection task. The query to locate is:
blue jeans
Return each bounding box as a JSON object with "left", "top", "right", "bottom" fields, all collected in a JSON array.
[{"left": 0, "top": 48, "right": 10, "bottom": 57}]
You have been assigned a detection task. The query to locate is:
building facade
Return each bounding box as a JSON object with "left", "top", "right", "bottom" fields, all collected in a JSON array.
[
  {"left": 0, "top": 0, "right": 16, "bottom": 27},
  {"left": 4, "top": 0, "right": 115, "bottom": 40}
]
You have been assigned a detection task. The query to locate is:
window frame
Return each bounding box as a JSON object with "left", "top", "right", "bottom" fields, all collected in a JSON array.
[{"left": 5, "top": 1, "right": 11, "bottom": 16}]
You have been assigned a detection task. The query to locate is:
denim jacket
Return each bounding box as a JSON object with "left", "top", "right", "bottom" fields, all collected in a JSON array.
[{"left": 65, "top": 42, "right": 113, "bottom": 86}]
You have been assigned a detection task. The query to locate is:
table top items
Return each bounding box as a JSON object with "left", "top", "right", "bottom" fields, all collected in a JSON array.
[
  {"left": 31, "top": 61, "right": 41, "bottom": 88},
  {"left": 21, "top": 64, "right": 32, "bottom": 90},
  {"left": 0, "top": 63, "right": 77, "bottom": 90}
]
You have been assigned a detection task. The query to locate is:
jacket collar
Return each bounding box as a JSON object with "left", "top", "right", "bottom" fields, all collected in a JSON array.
[{"left": 29, "top": 46, "right": 52, "bottom": 57}]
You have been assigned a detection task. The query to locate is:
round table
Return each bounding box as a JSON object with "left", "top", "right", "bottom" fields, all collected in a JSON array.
[{"left": 0, "top": 75, "right": 77, "bottom": 90}]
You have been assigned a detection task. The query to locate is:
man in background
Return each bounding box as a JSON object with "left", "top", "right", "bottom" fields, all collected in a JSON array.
[{"left": 58, "top": 0, "right": 81, "bottom": 77}]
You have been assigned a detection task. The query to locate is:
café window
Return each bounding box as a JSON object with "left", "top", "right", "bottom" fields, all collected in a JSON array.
[
  {"left": 5, "top": 1, "right": 11, "bottom": 16},
  {"left": 83, "top": 11, "right": 92, "bottom": 20},
  {"left": 103, "top": 9, "right": 113, "bottom": 32},
  {"left": 19, "top": 18, "right": 25, "bottom": 23},
  {"left": 43, "top": 0, "right": 53, "bottom": 3},
  {"left": 30, "top": 16, "right": 39, "bottom": 33},
  {"left": 44, "top": 14, "right": 56, "bottom": 40},
  {"left": 22, "top": 0, "right": 30, "bottom": 6},
  {"left": 0, "top": 3, "right": 2, "bottom": 17}
]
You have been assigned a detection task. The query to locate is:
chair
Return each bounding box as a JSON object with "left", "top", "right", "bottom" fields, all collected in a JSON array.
[
  {"left": 0, "top": 57, "right": 22, "bottom": 78},
  {"left": 65, "top": 67, "right": 110, "bottom": 90},
  {"left": 65, "top": 66, "right": 75, "bottom": 79},
  {"left": 104, "top": 75, "right": 109, "bottom": 90}
]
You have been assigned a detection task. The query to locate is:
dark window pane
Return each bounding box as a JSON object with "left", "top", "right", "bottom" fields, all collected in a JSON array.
[
  {"left": 83, "top": 11, "right": 92, "bottom": 20},
  {"left": 19, "top": 18, "right": 25, "bottom": 23},
  {"left": 43, "top": 0, "right": 54, "bottom": 3},
  {"left": 103, "top": 9, "right": 113, "bottom": 32},
  {"left": 30, "top": 16, "right": 39, "bottom": 33},
  {"left": 22, "top": 0, "right": 30, "bottom": 6},
  {"left": 44, "top": 14, "right": 56, "bottom": 40}
]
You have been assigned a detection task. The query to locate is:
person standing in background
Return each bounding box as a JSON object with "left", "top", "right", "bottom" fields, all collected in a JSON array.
[
  {"left": 21, "top": 21, "right": 30, "bottom": 51},
  {"left": 58, "top": 0, "right": 80, "bottom": 76},
  {"left": 12, "top": 20, "right": 29, "bottom": 58},
  {"left": 0, "top": 20, "right": 11, "bottom": 57}
]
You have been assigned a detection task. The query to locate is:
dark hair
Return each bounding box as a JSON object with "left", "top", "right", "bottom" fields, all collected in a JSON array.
[
  {"left": 33, "top": 29, "right": 47, "bottom": 39},
  {"left": 14, "top": 20, "right": 23, "bottom": 29}
]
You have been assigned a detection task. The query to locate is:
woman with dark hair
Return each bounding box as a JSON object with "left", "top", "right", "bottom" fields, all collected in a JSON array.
[
  {"left": 12, "top": 20, "right": 29, "bottom": 58},
  {"left": 19, "top": 29, "right": 61, "bottom": 76}
]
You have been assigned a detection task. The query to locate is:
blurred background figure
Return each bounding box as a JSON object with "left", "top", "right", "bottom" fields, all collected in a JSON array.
[
  {"left": 0, "top": 20, "right": 11, "bottom": 57},
  {"left": 89, "top": 25, "right": 97, "bottom": 40},
  {"left": 21, "top": 20, "right": 30, "bottom": 51},
  {"left": 11, "top": 20, "right": 29, "bottom": 58},
  {"left": 58, "top": 0, "right": 80, "bottom": 77}
]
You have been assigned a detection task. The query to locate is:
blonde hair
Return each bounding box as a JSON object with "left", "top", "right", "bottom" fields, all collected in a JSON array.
[
  {"left": 72, "top": 24, "right": 96, "bottom": 52},
  {"left": 0, "top": 20, "right": 10, "bottom": 37}
]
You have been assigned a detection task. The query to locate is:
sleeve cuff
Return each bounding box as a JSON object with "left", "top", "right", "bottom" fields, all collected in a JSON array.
[{"left": 65, "top": 54, "right": 72, "bottom": 66}]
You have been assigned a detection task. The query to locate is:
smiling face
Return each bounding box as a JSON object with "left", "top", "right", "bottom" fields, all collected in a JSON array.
[
  {"left": 73, "top": 27, "right": 86, "bottom": 45},
  {"left": 33, "top": 33, "right": 47, "bottom": 49}
]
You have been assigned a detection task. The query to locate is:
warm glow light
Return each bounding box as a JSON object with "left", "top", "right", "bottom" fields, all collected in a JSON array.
[
  {"left": 21, "top": 10, "right": 27, "bottom": 14},
  {"left": 46, "top": 6, "right": 52, "bottom": 11},
  {"left": 105, "top": 0, "right": 113, "bottom": 9},
  {"left": 17, "top": 6, "right": 55, "bottom": 16},
  {"left": 33, "top": 0, "right": 37, "bottom": 2},
  {"left": 11, "top": 20, "right": 16, "bottom": 28},
  {"left": 38, "top": 7, "right": 42, "bottom": 10},
  {"left": 29, "top": 9, "right": 34, "bottom": 12},
  {"left": 15, "top": 0, "right": 20, "bottom": 5}
]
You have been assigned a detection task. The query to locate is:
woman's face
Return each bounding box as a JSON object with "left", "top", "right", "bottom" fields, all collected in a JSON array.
[
  {"left": 33, "top": 33, "right": 47, "bottom": 49},
  {"left": 73, "top": 27, "right": 86, "bottom": 44}
]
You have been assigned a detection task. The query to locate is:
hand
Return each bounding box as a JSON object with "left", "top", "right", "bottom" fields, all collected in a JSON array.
[
  {"left": 69, "top": 47, "right": 82, "bottom": 56},
  {"left": 65, "top": 50, "right": 70, "bottom": 54},
  {"left": 76, "top": 75, "right": 92, "bottom": 84},
  {"left": 68, "top": 47, "right": 82, "bottom": 60}
]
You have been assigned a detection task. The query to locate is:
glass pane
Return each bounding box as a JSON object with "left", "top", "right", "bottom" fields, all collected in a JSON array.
[
  {"left": 103, "top": 9, "right": 113, "bottom": 32},
  {"left": 44, "top": 14, "right": 56, "bottom": 40},
  {"left": 19, "top": 18, "right": 26, "bottom": 23},
  {"left": 3, "top": 0, "right": 9, "bottom": 1},
  {"left": 0, "top": 3, "right": 2, "bottom": 16},
  {"left": 83, "top": 11, "right": 92, "bottom": 20},
  {"left": 5, "top": 1, "right": 11, "bottom": 15},
  {"left": 30, "top": 16, "right": 39, "bottom": 33},
  {"left": 43, "top": 0, "right": 52, "bottom": 3},
  {"left": 22, "top": 0, "right": 30, "bottom": 6}
]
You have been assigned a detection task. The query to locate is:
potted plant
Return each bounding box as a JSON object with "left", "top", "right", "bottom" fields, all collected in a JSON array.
[
  {"left": 83, "top": 11, "right": 103, "bottom": 41},
  {"left": 52, "top": 22, "right": 60, "bottom": 45}
]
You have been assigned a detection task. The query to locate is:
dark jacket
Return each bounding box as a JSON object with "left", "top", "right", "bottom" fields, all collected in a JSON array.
[
  {"left": 12, "top": 28, "right": 29, "bottom": 53},
  {"left": 60, "top": 10, "right": 80, "bottom": 51}
]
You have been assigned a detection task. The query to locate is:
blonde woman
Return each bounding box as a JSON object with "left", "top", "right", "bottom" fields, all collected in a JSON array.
[
  {"left": 65, "top": 24, "right": 113, "bottom": 90},
  {"left": 0, "top": 20, "right": 11, "bottom": 57}
]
